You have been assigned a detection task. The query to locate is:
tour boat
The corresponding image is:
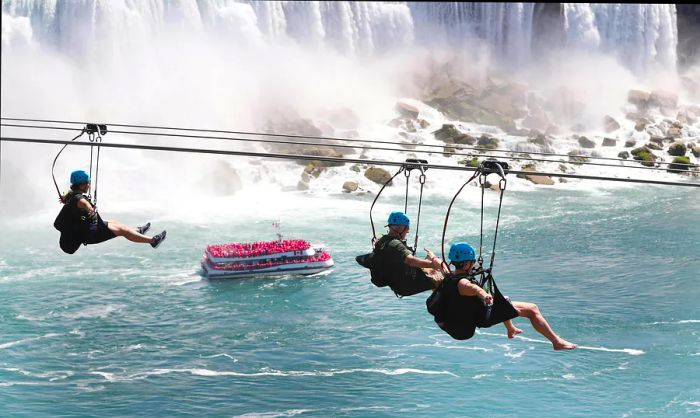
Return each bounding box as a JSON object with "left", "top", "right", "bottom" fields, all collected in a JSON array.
[{"left": 201, "top": 238, "right": 334, "bottom": 279}]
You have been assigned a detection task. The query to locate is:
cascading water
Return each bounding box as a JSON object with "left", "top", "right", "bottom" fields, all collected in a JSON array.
[{"left": 1, "top": 1, "right": 680, "bottom": 75}]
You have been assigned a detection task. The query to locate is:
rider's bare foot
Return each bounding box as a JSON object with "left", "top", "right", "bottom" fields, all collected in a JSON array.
[
  {"left": 553, "top": 339, "right": 577, "bottom": 350},
  {"left": 507, "top": 327, "right": 523, "bottom": 339}
]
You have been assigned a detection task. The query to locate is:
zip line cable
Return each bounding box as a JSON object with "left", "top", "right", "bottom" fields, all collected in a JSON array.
[
  {"left": 1, "top": 116, "right": 678, "bottom": 167},
  {"left": 2, "top": 135, "right": 698, "bottom": 188},
  {"left": 2, "top": 122, "right": 694, "bottom": 172}
]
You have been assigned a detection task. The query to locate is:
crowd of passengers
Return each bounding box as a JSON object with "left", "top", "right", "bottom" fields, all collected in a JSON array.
[
  {"left": 208, "top": 251, "right": 331, "bottom": 270},
  {"left": 207, "top": 239, "right": 311, "bottom": 258}
]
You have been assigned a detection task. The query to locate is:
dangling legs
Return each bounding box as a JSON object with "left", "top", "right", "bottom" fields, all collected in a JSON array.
[
  {"left": 503, "top": 319, "right": 523, "bottom": 339},
  {"left": 107, "top": 220, "right": 153, "bottom": 244},
  {"left": 511, "top": 301, "right": 576, "bottom": 350}
]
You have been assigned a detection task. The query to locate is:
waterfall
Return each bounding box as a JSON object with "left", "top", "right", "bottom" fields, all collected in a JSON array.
[
  {"left": 1, "top": 1, "right": 681, "bottom": 76},
  {"left": 563, "top": 3, "right": 677, "bottom": 75}
]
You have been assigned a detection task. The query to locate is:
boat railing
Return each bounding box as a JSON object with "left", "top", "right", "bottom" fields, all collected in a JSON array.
[{"left": 207, "top": 251, "right": 331, "bottom": 271}]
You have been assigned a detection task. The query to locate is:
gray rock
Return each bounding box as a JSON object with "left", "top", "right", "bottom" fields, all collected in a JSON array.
[
  {"left": 650, "top": 90, "right": 679, "bottom": 109},
  {"left": 529, "top": 133, "right": 553, "bottom": 146},
  {"left": 453, "top": 134, "right": 477, "bottom": 145},
  {"left": 618, "top": 151, "right": 630, "bottom": 159},
  {"left": 433, "top": 124, "right": 462, "bottom": 142},
  {"left": 395, "top": 101, "right": 419, "bottom": 119},
  {"left": 634, "top": 118, "right": 650, "bottom": 131},
  {"left": 667, "top": 127, "right": 683, "bottom": 138},
  {"left": 296, "top": 147, "right": 345, "bottom": 167},
  {"left": 297, "top": 179, "right": 310, "bottom": 191},
  {"left": 604, "top": 115, "right": 621, "bottom": 132},
  {"left": 628, "top": 89, "right": 651, "bottom": 107},
  {"left": 602, "top": 138, "right": 617, "bottom": 147},
  {"left": 578, "top": 136, "right": 596, "bottom": 148},
  {"left": 646, "top": 142, "right": 663, "bottom": 151},
  {"left": 624, "top": 139, "right": 636, "bottom": 148},
  {"left": 477, "top": 135, "right": 500, "bottom": 150},
  {"left": 364, "top": 166, "right": 393, "bottom": 185},
  {"left": 692, "top": 146, "right": 700, "bottom": 158},
  {"left": 668, "top": 141, "right": 687, "bottom": 156},
  {"left": 342, "top": 181, "right": 359, "bottom": 193}
]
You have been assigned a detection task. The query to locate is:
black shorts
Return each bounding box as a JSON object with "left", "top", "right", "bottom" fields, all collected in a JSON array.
[{"left": 83, "top": 215, "right": 116, "bottom": 245}]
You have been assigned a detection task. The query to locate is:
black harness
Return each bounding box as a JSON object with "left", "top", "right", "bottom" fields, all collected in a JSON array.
[{"left": 427, "top": 160, "right": 518, "bottom": 340}]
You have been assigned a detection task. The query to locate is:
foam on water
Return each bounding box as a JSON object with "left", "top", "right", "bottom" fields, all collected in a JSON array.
[{"left": 478, "top": 331, "right": 645, "bottom": 356}]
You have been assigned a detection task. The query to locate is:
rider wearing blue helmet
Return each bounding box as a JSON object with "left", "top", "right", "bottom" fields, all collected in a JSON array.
[
  {"left": 53, "top": 169, "right": 167, "bottom": 254},
  {"left": 431, "top": 242, "right": 576, "bottom": 350},
  {"left": 363, "top": 211, "right": 445, "bottom": 296}
]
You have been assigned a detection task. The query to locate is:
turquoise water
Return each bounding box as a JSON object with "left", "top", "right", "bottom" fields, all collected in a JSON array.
[{"left": 1, "top": 186, "right": 699, "bottom": 417}]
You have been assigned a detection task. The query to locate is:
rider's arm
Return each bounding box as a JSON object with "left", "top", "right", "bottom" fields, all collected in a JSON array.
[
  {"left": 76, "top": 197, "right": 95, "bottom": 216},
  {"left": 404, "top": 254, "right": 443, "bottom": 270},
  {"left": 457, "top": 279, "right": 493, "bottom": 304}
]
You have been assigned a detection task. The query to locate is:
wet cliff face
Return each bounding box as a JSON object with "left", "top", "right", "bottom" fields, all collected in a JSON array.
[
  {"left": 677, "top": 4, "right": 700, "bottom": 68},
  {"left": 532, "top": 3, "right": 565, "bottom": 58}
]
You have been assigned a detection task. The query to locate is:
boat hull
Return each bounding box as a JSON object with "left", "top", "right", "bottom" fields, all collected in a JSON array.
[{"left": 202, "top": 259, "right": 334, "bottom": 279}]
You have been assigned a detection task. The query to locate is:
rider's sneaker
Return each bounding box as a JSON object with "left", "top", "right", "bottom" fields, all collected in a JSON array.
[
  {"left": 137, "top": 222, "right": 151, "bottom": 234},
  {"left": 151, "top": 230, "right": 167, "bottom": 249}
]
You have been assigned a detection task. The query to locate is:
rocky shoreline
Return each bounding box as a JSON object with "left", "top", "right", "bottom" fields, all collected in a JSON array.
[{"left": 254, "top": 75, "right": 699, "bottom": 193}]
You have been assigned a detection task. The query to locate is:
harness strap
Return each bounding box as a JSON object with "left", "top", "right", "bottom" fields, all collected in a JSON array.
[
  {"left": 52, "top": 129, "right": 86, "bottom": 203},
  {"left": 412, "top": 169, "right": 426, "bottom": 255},
  {"left": 369, "top": 166, "right": 405, "bottom": 244},
  {"left": 440, "top": 167, "right": 482, "bottom": 273}
]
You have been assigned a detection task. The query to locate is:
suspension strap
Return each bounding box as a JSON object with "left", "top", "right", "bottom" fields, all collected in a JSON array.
[
  {"left": 369, "top": 166, "right": 405, "bottom": 245},
  {"left": 440, "top": 167, "right": 482, "bottom": 274},
  {"left": 488, "top": 165, "right": 507, "bottom": 272},
  {"left": 51, "top": 129, "right": 87, "bottom": 203},
  {"left": 412, "top": 167, "right": 426, "bottom": 255},
  {"left": 88, "top": 127, "right": 105, "bottom": 207}
]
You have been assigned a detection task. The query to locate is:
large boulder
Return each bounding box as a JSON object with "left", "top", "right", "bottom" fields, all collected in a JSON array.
[
  {"left": 602, "top": 137, "right": 617, "bottom": 147},
  {"left": 631, "top": 147, "right": 657, "bottom": 167},
  {"left": 453, "top": 133, "right": 477, "bottom": 145},
  {"left": 646, "top": 142, "right": 663, "bottom": 150},
  {"left": 578, "top": 136, "right": 596, "bottom": 148},
  {"left": 677, "top": 108, "right": 698, "bottom": 125},
  {"left": 296, "top": 147, "right": 345, "bottom": 167},
  {"left": 528, "top": 133, "right": 553, "bottom": 147},
  {"left": 364, "top": 166, "right": 393, "bottom": 185},
  {"left": 692, "top": 145, "right": 700, "bottom": 158},
  {"left": 479, "top": 91, "right": 526, "bottom": 118},
  {"left": 476, "top": 135, "right": 500, "bottom": 150},
  {"left": 395, "top": 100, "right": 420, "bottom": 119},
  {"left": 517, "top": 164, "right": 554, "bottom": 185},
  {"left": 649, "top": 90, "right": 679, "bottom": 109},
  {"left": 624, "top": 139, "right": 636, "bottom": 148},
  {"left": 604, "top": 115, "right": 621, "bottom": 132},
  {"left": 634, "top": 118, "right": 650, "bottom": 131},
  {"left": 568, "top": 150, "right": 589, "bottom": 164},
  {"left": 342, "top": 181, "right": 359, "bottom": 193},
  {"left": 628, "top": 89, "right": 651, "bottom": 107},
  {"left": 433, "top": 124, "right": 462, "bottom": 142},
  {"left": 667, "top": 156, "right": 691, "bottom": 172},
  {"left": 667, "top": 127, "right": 683, "bottom": 138},
  {"left": 668, "top": 141, "right": 687, "bottom": 156}
]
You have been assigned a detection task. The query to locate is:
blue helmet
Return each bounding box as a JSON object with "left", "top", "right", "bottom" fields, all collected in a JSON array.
[
  {"left": 387, "top": 211, "right": 410, "bottom": 227},
  {"left": 70, "top": 170, "right": 90, "bottom": 185},
  {"left": 449, "top": 242, "right": 476, "bottom": 263}
]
